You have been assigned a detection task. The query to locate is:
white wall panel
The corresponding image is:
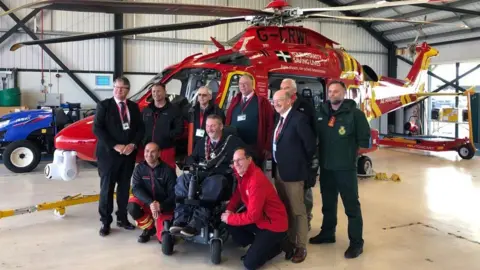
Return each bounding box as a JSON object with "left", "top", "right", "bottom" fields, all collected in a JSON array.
[
  {"left": 320, "top": 23, "right": 387, "bottom": 54},
  {"left": 124, "top": 39, "right": 217, "bottom": 73},
  {"left": 0, "top": 33, "right": 113, "bottom": 71}
]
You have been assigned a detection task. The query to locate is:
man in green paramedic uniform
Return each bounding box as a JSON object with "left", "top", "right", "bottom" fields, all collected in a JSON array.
[{"left": 309, "top": 80, "right": 370, "bottom": 259}]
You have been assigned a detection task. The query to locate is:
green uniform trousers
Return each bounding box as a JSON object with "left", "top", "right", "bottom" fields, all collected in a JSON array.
[{"left": 319, "top": 168, "right": 364, "bottom": 247}]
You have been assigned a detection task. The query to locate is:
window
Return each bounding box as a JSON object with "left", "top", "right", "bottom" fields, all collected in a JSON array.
[
  {"left": 203, "top": 52, "right": 251, "bottom": 66},
  {"left": 222, "top": 73, "right": 243, "bottom": 110},
  {"left": 346, "top": 87, "right": 362, "bottom": 109},
  {"left": 268, "top": 73, "right": 325, "bottom": 112}
]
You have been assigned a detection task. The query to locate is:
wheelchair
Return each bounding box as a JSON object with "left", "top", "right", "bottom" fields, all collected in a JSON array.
[{"left": 161, "top": 157, "right": 235, "bottom": 265}]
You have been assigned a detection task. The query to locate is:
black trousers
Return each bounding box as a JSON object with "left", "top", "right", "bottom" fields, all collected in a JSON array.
[
  {"left": 97, "top": 154, "right": 135, "bottom": 225},
  {"left": 319, "top": 168, "right": 364, "bottom": 247},
  {"left": 228, "top": 224, "right": 286, "bottom": 270}
]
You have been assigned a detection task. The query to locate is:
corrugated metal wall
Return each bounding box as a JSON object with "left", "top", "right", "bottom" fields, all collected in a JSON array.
[
  {"left": 0, "top": 0, "right": 113, "bottom": 71},
  {"left": 1, "top": 0, "right": 387, "bottom": 75}
]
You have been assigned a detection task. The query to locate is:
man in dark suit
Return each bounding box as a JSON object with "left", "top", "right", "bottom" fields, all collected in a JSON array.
[
  {"left": 280, "top": 78, "right": 318, "bottom": 231},
  {"left": 272, "top": 89, "right": 316, "bottom": 264},
  {"left": 93, "top": 76, "right": 145, "bottom": 237}
]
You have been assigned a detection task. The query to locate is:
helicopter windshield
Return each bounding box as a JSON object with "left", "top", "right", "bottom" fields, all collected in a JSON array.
[{"left": 129, "top": 69, "right": 171, "bottom": 102}]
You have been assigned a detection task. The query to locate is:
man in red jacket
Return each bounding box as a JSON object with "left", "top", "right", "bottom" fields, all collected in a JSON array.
[
  {"left": 221, "top": 148, "right": 294, "bottom": 270},
  {"left": 225, "top": 74, "right": 274, "bottom": 167}
]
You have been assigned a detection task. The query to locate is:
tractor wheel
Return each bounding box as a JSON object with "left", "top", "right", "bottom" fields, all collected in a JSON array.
[
  {"left": 458, "top": 144, "right": 475, "bottom": 160},
  {"left": 3, "top": 140, "right": 41, "bottom": 173},
  {"left": 357, "top": 156, "right": 373, "bottom": 176}
]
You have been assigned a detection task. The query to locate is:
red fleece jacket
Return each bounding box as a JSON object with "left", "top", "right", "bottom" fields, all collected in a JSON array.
[
  {"left": 225, "top": 93, "right": 274, "bottom": 154},
  {"left": 226, "top": 162, "right": 288, "bottom": 232}
]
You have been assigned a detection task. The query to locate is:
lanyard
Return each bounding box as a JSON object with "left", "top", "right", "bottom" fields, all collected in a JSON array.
[
  {"left": 240, "top": 95, "right": 254, "bottom": 113},
  {"left": 116, "top": 102, "right": 128, "bottom": 123},
  {"left": 199, "top": 110, "right": 205, "bottom": 128}
]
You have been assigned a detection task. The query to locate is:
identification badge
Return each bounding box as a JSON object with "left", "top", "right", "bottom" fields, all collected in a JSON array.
[
  {"left": 122, "top": 122, "right": 130, "bottom": 130},
  {"left": 328, "top": 116, "right": 336, "bottom": 128},
  {"left": 237, "top": 114, "right": 247, "bottom": 121},
  {"left": 273, "top": 143, "right": 277, "bottom": 152},
  {"left": 195, "top": 129, "right": 205, "bottom": 137}
]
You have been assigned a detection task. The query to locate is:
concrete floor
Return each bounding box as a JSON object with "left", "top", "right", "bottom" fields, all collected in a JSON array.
[{"left": 1, "top": 148, "right": 480, "bottom": 270}]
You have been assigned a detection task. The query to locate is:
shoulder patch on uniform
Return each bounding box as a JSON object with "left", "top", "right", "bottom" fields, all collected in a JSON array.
[{"left": 318, "top": 117, "right": 323, "bottom": 121}]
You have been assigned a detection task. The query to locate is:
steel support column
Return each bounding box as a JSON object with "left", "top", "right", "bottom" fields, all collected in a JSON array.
[
  {"left": 0, "top": 9, "right": 40, "bottom": 45},
  {"left": 455, "top": 62, "right": 460, "bottom": 138},
  {"left": 113, "top": 13, "right": 123, "bottom": 79},
  {"left": 0, "top": 1, "right": 100, "bottom": 103},
  {"left": 387, "top": 44, "right": 398, "bottom": 130}
]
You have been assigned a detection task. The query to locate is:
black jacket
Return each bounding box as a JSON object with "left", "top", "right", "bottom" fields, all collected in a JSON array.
[
  {"left": 273, "top": 109, "right": 316, "bottom": 182},
  {"left": 316, "top": 99, "right": 371, "bottom": 171},
  {"left": 142, "top": 100, "right": 184, "bottom": 149},
  {"left": 93, "top": 98, "right": 144, "bottom": 160},
  {"left": 186, "top": 130, "right": 246, "bottom": 175},
  {"left": 293, "top": 93, "right": 317, "bottom": 136},
  {"left": 192, "top": 101, "right": 225, "bottom": 146},
  {"left": 131, "top": 160, "right": 177, "bottom": 212}
]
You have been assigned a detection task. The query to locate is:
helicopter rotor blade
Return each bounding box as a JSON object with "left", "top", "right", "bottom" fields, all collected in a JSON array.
[
  {"left": 1, "top": 0, "right": 272, "bottom": 18},
  {"left": 10, "top": 16, "right": 248, "bottom": 51},
  {"left": 302, "top": 0, "right": 454, "bottom": 14},
  {"left": 305, "top": 13, "right": 469, "bottom": 29}
]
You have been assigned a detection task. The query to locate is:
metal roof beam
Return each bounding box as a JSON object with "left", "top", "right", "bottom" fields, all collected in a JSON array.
[
  {"left": 382, "top": 14, "right": 474, "bottom": 36},
  {"left": 0, "top": 0, "right": 100, "bottom": 103},
  {"left": 315, "top": 0, "right": 393, "bottom": 48},
  {"left": 363, "top": 0, "right": 478, "bottom": 26},
  {"left": 393, "top": 26, "right": 480, "bottom": 44},
  {"left": 413, "top": 3, "right": 480, "bottom": 17}
]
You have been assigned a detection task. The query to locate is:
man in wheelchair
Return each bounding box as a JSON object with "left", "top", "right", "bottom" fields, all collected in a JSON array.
[{"left": 169, "top": 114, "right": 247, "bottom": 237}]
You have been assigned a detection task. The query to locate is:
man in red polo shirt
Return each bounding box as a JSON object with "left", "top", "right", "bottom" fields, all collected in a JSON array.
[{"left": 221, "top": 147, "right": 294, "bottom": 270}]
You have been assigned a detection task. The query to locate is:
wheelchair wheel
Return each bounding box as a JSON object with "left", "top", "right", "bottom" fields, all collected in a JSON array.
[
  {"left": 210, "top": 239, "right": 222, "bottom": 264},
  {"left": 162, "top": 232, "right": 174, "bottom": 255}
]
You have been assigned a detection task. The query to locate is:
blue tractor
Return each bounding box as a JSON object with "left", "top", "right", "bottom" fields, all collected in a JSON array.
[{"left": 0, "top": 106, "right": 76, "bottom": 173}]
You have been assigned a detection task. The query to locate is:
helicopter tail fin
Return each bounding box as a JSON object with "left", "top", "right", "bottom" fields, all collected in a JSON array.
[{"left": 365, "top": 42, "right": 438, "bottom": 120}]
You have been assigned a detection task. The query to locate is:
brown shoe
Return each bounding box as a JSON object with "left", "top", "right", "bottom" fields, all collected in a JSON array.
[{"left": 291, "top": 247, "right": 307, "bottom": 263}]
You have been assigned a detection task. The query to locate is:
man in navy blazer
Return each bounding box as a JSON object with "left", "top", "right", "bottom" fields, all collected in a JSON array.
[
  {"left": 272, "top": 89, "right": 316, "bottom": 263},
  {"left": 93, "top": 76, "right": 145, "bottom": 237}
]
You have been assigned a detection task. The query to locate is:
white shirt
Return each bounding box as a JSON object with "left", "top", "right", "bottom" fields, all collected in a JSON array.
[
  {"left": 114, "top": 97, "right": 131, "bottom": 123},
  {"left": 242, "top": 91, "right": 255, "bottom": 103},
  {"left": 273, "top": 106, "right": 292, "bottom": 162}
]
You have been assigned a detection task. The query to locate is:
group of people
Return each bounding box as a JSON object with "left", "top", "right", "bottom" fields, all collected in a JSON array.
[{"left": 92, "top": 74, "right": 371, "bottom": 270}]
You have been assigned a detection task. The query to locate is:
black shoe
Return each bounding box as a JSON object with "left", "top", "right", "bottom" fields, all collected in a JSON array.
[
  {"left": 281, "top": 239, "right": 295, "bottom": 260},
  {"left": 180, "top": 226, "right": 198, "bottom": 237},
  {"left": 345, "top": 245, "right": 363, "bottom": 259},
  {"left": 138, "top": 227, "right": 156, "bottom": 243},
  {"left": 117, "top": 220, "right": 135, "bottom": 230},
  {"left": 99, "top": 224, "right": 110, "bottom": 237},
  {"left": 309, "top": 232, "right": 335, "bottom": 244}
]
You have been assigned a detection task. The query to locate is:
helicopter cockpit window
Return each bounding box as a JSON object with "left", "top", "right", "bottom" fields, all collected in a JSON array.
[{"left": 129, "top": 68, "right": 172, "bottom": 102}]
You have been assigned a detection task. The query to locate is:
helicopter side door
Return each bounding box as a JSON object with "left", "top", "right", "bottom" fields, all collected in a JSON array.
[{"left": 267, "top": 73, "right": 325, "bottom": 113}]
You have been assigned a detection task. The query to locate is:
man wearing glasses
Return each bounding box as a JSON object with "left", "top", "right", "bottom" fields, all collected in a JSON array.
[
  {"left": 93, "top": 76, "right": 145, "bottom": 237},
  {"left": 191, "top": 86, "right": 225, "bottom": 148},
  {"left": 221, "top": 147, "right": 294, "bottom": 270}
]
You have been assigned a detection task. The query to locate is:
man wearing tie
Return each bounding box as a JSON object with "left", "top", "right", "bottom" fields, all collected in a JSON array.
[
  {"left": 272, "top": 90, "right": 316, "bottom": 263},
  {"left": 225, "top": 74, "right": 274, "bottom": 167},
  {"left": 93, "top": 76, "right": 145, "bottom": 237}
]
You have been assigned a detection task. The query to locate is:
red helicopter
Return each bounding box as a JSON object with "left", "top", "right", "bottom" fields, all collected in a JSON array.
[{"left": 2, "top": 0, "right": 463, "bottom": 180}]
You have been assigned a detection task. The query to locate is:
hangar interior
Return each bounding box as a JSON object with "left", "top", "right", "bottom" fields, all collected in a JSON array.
[{"left": 1, "top": 0, "right": 480, "bottom": 269}]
